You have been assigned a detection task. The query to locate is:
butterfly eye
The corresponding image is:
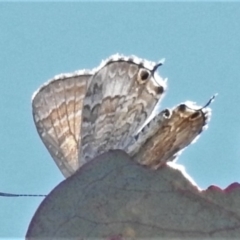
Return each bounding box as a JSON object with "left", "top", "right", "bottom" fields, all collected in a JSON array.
[
  {"left": 190, "top": 111, "right": 201, "bottom": 120},
  {"left": 137, "top": 69, "right": 151, "bottom": 84},
  {"left": 178, "top": 104, "right": 186, "bottom": 112}
]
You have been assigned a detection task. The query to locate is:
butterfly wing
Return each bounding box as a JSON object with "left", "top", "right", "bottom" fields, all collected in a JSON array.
[
  {"left": 80, "top": 54, "right": 167, "bottom": 162},
  {"left": 132, "top": 101, "right": 212, "bottom": 169},
  {"left": 126, "top": 109, "right": 171, "bottom": 156},
  {"left": 32, "top": 72, "right": 91, "bottom": 177}
]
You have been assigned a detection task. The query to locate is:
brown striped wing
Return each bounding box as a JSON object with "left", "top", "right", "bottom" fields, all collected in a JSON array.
[
  {"left": 131, "top": 101, "right": 212, "bottom": 168},
  {"left": 32, "top": 73, "right": 91, "bottom": 177},
  {"left": 80, "top": 55, "right": 167, "bottom": 162}
]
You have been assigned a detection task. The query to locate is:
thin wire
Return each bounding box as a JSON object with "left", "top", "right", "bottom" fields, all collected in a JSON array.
[{"left": 0, "top": 192, "right": 46, "bottom": 197}]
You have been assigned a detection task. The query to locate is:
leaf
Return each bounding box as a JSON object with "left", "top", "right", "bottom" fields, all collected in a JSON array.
[{"left": 26, "top": 150, "right": 240, "bottom": 239}]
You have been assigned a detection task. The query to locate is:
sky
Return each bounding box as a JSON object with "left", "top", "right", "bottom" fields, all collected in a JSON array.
[{"left": 0, "top": 3, "right": 240, "bottom": 239}]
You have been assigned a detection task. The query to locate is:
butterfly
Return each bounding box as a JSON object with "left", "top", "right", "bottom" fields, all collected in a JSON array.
[{"left": 32, "top": 54, "right": 214, "bottom": 178}]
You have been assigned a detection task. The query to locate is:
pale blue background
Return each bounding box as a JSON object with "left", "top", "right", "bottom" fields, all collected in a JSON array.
[{"left": 0, "top": 3, "right": 239, "bottom": 238}]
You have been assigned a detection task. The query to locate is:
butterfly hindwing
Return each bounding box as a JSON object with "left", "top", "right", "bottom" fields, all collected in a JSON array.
[
  {"left": 132, "top": 101, "right": 212, "bottom": 168},
  {"left": 80, "top": 55, "right": 167, "bottom": 162}
]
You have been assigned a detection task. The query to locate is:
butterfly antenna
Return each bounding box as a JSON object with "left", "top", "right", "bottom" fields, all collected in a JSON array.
[{"left": 0, "top": 192, "right": 46, "bottom": 197}]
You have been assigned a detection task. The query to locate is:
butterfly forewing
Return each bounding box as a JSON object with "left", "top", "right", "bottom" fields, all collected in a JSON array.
[
  {"left": 80, "top": 55, "right": 167, "bottom": 162},
  {"left": 32, "top": 73, "right": 91, "bottom": 177}
]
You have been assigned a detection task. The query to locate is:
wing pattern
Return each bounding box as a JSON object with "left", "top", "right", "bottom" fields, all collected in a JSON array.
[
  {"left": 32, "top": 54, "right": 214, "bottom": 178},
  {"left": 130, "top": 100, "right": 213, "bottom": 168},
  {"left": 80, "top": 54, "right": 167, "bottom": 162},
  {"left": 32, "top": 71, "right": 92, "bottom": 177}
]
